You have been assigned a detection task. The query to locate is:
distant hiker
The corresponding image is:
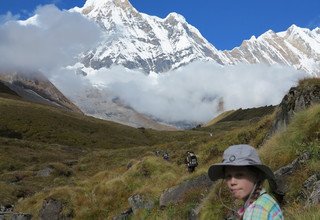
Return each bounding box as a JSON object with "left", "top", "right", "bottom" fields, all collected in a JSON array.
[
  {"left": 163, "top": 152, "right": 169, "bottom": 161},
  {"left": 155, "top": 150, "right": 161, "bottom": 156},
  {"left": 208, "top": 144, "right": 284, "bottom": 220},
  {"left": 185, "top": 151, "right": 198, "bottom": 172}
]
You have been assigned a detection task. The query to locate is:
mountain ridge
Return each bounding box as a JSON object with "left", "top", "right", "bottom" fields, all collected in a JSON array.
[{"left": 72, "top": 0, "right": 320, "bottom": 76}]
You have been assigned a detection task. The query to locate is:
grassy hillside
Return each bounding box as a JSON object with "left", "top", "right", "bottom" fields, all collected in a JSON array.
[
  {"left": 199, "top": 104, "right": 320, "bottom": 219},
  {"left": 203, "top": 110, "right": 235, "bottom": 127},
  {"left": 0, "top": 79, "right": 319, "bottom": 219},
  {"left": 0, "top": 96, "right": 211, "bottom": 210}
]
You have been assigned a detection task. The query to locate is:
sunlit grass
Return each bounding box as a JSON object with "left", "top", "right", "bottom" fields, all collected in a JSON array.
[{"left": 1, "top": 78, "right": 320, "bottom": 220}]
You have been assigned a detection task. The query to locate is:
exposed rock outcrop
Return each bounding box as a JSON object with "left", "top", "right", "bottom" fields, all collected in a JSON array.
[
  {"left": 159, "top": 174, "right": 213, "bottom": 208},
  {"left": 271, "top": 80, "right": 320, "bottom": 134},
  {"left": 36, "top": 168, "right": 54, "bottom": 177},
  {"left": 11, "top": 214, "right": 32, "bottom": 220},
  {"left": 0, "top": 72, "right": 82, "bottom": 114},
  {"left": 113, "top": 194, "right": 154, "bottom": 219},
  {"left": 299, "top": 173, "right": 320, "bottom": 206},
  {"left": 39, "top": 198, "right": 72, "bottom": 220},
  {"left": 274, "top": 152, "right": 311, "bottom": 194},
  {"left": 128, "top": 194, "right": 154, "bottom": 214},
  {"left": 308, "top": 180, "right": 320, "bottom": 205}
]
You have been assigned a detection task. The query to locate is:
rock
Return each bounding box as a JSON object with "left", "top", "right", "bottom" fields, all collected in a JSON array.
[
  {"left": 36, "top": 167, "right": 54, "bottom": 177},
  {"left": 299, "top": 173, "right": 320, "bottom": 206},
  {"left": 11, "top": 214, "right": 32, "bottom": 220},
  {"left": 159, "top": 174, "right": 213, "bottom": 208},
  {"left": 308, "top": 180, "right": 320, "bottom": 205},
  {"left": 39, "top": 198, "right": 72, "bottom": 220},
  {"left": 303, "top": 174, "right": 320, "bottom": 189},
  {"left": 274, "top": 152, "right": 311, "bottom": 194},
  {"left": 126, "top": 161, "right": 133, "bottom": 170},
  {"left": 113, "top": 194, "right": 154, "bottom": 219},
  {"left": 1, "top": 204, "right": 14, "bottom": 212},
  {"left": 128, "top": 194, "right": 154, "bottom": 214},
  {"left": 271, "top": 83, "right": 320, "bottom": 134},
  {"left": 274, "top": 152, "right": 311, "bottom": 176},
  {"left": 63, "top": 160, "right": 78, "bottom": 167},
  {"left": 112, "top": 208, "right": 133, "bottom": 220}
]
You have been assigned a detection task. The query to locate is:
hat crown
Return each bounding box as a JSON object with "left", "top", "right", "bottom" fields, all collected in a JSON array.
[{"left": 222, "top": 144, "right": 262, "bottom": 165}]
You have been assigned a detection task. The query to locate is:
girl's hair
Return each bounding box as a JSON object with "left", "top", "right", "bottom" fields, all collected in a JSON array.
[{"left": 246, "top": 166, "right": 284, "bottom": 205}]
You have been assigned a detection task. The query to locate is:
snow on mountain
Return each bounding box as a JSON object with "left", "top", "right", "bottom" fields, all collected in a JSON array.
[
  {"left": 72, "top": 0, "right": 320, "bottom": 76},
  {"left": 64, "top": 0, "right": 320, "bottom": 129},
  {"left": 72, "top": 0, "right": 224, "bottom": 73},
  {"left": 222, "top": 25, "right": 320, "bottom": 76}
]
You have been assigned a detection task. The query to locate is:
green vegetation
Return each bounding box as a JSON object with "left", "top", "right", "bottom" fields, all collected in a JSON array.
[{"left": 0, "top": 78, "right": 319, "bottom": 219}]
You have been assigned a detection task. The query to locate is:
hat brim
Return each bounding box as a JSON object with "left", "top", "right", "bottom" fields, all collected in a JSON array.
[{"left": 208, "top": 163, "right": 277, "bottom": 191}]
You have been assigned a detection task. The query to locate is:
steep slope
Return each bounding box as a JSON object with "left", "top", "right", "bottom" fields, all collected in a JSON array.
[
  {"left": 72, "top": 0, "right": 224, "bottom": 73},
  {"left": 10, "top": 102, "right": 320, "bottom": 219},
  {"left": 73, "top": 87, "right": 177, "bottom": 130},
  {"left": 0, "top": 72, "right": 82, "bottom": 114},
  {"left": 223, "top": 25, "right": 320, "bottom": 76},
  {"left": 70, "top": 1, "right": 320, "bottom": 76}
]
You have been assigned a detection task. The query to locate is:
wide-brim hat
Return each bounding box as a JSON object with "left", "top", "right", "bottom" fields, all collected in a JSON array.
[{"left": 208, "top": 144, "right": 278, "bottom": 191}]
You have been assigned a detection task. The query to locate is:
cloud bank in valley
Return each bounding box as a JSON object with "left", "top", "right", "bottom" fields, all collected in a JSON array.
[
  {"left": 85, "top": 62, "right": 307, "bottom": 124},
  {"left": 0, "top": 5, "right": 102, "bottom": 73},
  {"left": 0, "top": 5, "right": 309, "bottom": 126}
]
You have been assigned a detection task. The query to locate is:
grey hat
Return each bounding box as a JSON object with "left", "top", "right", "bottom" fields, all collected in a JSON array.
[{"left": 208, "top": 144, "right": 277, "bottom": 190}]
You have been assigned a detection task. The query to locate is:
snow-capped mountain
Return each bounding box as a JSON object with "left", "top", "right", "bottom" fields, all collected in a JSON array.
[
  {"left": 72, "top": 0, "right": 224, "bottom": 73},
  {"left": 223, "top": 25, "right": 320, "bottom": 76},
  {"left": 72, "top": 0, "right": 320, "bottom": 76},
  {"left": 65, "top": 0, "right": 320, "bottom": 129}
]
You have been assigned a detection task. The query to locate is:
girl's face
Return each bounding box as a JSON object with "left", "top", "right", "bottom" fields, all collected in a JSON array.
[{"left": 224, "top": 166, "right": 257, "bottom": 200}]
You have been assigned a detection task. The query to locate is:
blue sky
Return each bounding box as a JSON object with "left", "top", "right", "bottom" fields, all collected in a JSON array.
[{"left": 0, "top": 0, "right": 320, "bottom": 50}]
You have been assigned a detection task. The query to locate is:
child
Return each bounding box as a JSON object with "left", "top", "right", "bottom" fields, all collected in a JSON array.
[{"left": 208, "top": 144, "right": 284, "bottom": 220}]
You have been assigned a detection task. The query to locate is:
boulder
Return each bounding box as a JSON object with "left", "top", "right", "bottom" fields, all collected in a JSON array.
[
  {"left": 36, "top": 167, "right": 54, "bottom": 177},
  {"left": 39, "top": 198, "right": 72, "bottom": 220},
  {"left": 299, "top": 173, "right": 320, "bottom": 206},
  {"left": 112, "top": 208, "right": 133, "bottom": 220},
  {"left": 159, "top": 174, "right": 213, "bottom": 207},
  {"left": 308, "top": 180, "right": 320, "bottom": 205},
  {"left": 271, "top": 83, "right": 320, "bottom": 134},
  {"left": 274, "top": 152, "right": 311, "bottom": 194},
  {"left": 11, "top": 214, "right": 32, "bottom": 220},
  {"left": 128, "top": 194, "right": 154, "bottom": 214}
]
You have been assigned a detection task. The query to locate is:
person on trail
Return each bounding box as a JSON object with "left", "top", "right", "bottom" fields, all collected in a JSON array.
[
  {"left": 185, "top": 151, "right": 198, "bottom": 172},
  {"left": 208, "top": 144, "right": 284, "bottom": 220},
  {"left": 163, "top": 152, "right": 169, "bottom": 161}
]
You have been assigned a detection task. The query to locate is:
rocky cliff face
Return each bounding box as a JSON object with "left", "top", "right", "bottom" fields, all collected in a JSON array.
[
  {"left": 71, "top": 1, "right": 320, "bottom": 76},
  {"left": 72, "top": 0, "right": 223, "bottom": 73},
  {"left": 0, "top": 72, "right": 83, "bottom": 114},
  {"left": 271, "top": 78, "right": 320, "bottom": 134}
]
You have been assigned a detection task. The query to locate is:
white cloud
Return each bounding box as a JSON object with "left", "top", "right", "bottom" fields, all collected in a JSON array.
[
  {"left": 82, "top": 62, "right": 307, "bottom": 124},
  {"left": 0, "top": 12, "right": 20, "bottom": 25},
  {"left": 0, "top": 5, "right": 309, "bottom": 126},
  {"left": 0, "top": 5, "right": 102, "bottom": 74}
]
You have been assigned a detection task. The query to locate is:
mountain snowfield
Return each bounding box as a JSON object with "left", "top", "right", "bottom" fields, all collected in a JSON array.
[
  {"left": 223, "top": 25, "right": 320, "bottom": 76},
  {"left": 63, "top": 0, "right": 319, "bottom": 128},
  {"left": 71, "top": 0, "right": 221, "bottom": 73},
  {"left": 72, "top": 0, "right": 320, "bottom": 76}
]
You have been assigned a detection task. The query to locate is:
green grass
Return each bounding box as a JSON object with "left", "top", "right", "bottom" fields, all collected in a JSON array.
[{"left": 0, "top": 83, "right": 319, "bottom": 219}]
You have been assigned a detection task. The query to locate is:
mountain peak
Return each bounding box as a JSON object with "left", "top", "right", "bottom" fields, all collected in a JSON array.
[
  {"left": 165, "top": 12, "right": 187, "bottom": 23},
  {"left": 84, "top": 0, "right": 128, "bottom": 7},
  {"left": 287, "top": 24, "right": 303, "bottom": 34},
  {"left": 81, "top": 0, "right": 133, "bottom": 16}
]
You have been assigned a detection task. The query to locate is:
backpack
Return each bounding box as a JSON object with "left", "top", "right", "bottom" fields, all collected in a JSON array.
[{"left": 187, "top": 153, "right": 198, "bottom": 166}]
